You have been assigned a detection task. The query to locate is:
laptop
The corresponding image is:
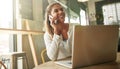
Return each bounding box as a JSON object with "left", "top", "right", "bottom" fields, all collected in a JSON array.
[{"left": 54, "top": 25, "right": 119, "bottom": 69}]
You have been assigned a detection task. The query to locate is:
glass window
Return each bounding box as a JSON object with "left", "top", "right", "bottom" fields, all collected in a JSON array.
[
  {"left": 0, "top": 0, "right": 13, "bottom": 53},
  {"left": 80, "top": 9, "right": 87, "bottom": 25},
  {"left": 102, "top": 3, "right": 120, "bottom": 25}
]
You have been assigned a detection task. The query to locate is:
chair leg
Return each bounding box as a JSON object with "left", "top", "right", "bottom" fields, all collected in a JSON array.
[{"left": 0, "top": 61, "right": 7, "bottom": 69}]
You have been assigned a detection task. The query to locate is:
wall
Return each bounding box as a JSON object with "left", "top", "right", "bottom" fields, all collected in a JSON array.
[{"left": 19, "top": 0, "right": 33, "bottom": 20}]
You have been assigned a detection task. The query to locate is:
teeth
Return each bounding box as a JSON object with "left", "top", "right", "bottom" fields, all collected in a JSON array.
[
  {"left": 58, "top": 15, "right": 64, "bottom": 18},
  {"left": 60, "top": 16, "right": 63, "bottom": 18}
]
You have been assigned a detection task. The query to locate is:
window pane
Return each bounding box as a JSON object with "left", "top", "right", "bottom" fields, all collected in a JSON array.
[
  {"left": 0, "top": 34, "right": 9, "bottom": 53},
  {"left": 80, "top": 9, "right": 87, "bottom": 25},
  {"left": 0, "top": 0, "right": 13, "bottom": 53},
  {"left": 102, "top": 3, "right": 120, "bottom": 25}
]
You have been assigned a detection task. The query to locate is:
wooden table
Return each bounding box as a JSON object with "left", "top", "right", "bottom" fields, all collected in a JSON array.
[
  {"left": 34, "top": 53, "right": 120, "bottom": 69},
  {"left": 0, "top": 52, "right": 29, "bottom": 69}
]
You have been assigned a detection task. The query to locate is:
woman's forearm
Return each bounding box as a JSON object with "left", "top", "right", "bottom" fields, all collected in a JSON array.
[{"left": 44, "top": 33, "right": 62, "bottom": 60}]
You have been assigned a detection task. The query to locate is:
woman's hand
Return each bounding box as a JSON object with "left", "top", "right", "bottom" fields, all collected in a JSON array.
[
  {"left": 49, "top": 15, "right": 62, "bottom": 35},
  {"left": 61, "top": 29, "right": 68, "bottom": 40},
  {"left": 49, "top": 14, "right": 69, "bottom": 40},
  {"left": 61, "top": 24, "right": 69, "bottom": 40}
]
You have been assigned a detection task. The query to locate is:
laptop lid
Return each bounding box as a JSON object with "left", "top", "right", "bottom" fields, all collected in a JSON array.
[{"left": 72, "top": 25, "right": 119, "bottom": 68}]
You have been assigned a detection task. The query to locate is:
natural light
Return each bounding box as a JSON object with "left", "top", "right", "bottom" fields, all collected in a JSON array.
[
  {"left": 0, "top": 0, "right": 13, "bottom": 53},
  {"left": 102, "top": 3, "right": 120, "bottom": 25},
  {"left": 80, "top": 9, "right": 87, "bottom": 25}
]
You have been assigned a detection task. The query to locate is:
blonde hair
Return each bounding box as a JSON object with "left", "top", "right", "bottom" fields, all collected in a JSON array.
[{"left": 44, "top": 3, "right": 62, "bottom": 38}]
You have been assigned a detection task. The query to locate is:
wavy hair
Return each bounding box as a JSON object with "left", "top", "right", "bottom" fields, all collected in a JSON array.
[{"left": 44, "top": 3, "right": 62, "bottom": 38}]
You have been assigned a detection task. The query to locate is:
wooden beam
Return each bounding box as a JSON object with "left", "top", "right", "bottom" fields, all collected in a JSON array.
[
  {"left": 0, "top": 28, "right": 44, "bottom": 35},
  {"left": 25, "top": 20, "right": 39, "bottom": 66}
]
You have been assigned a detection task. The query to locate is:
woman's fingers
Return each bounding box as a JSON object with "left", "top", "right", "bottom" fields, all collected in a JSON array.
[{"left": 49, "top": 15, "right": 58, "bottom": 24}]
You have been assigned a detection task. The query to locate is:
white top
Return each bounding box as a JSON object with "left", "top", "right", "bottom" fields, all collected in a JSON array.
[{"left": 44, "top": 24, "right": 74, "bottom": 61}]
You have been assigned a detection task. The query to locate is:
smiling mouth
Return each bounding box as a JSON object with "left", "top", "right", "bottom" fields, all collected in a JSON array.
[{"left": 59, "top": 15, "right": 65, "bottom": 19}]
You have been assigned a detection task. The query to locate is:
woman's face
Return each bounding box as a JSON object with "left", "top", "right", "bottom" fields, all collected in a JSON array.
[{"left": 50, "top": 4, "right": 65, "bottom": 23}]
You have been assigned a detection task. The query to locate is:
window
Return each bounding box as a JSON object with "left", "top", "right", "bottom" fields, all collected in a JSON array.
[
  {"left": 80, "top": 9, "right": 87, "bottom": 25},
  {"left": 0, "top": 0, "right": 13, "bottom": 53},
  {"left": 102, "top": 3, "right": 120, "bottom": 25},
  {"left": 66, "top": 8, "right": 88, "bottom": 25}
]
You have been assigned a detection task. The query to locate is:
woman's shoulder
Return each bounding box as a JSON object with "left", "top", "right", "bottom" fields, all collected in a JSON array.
[
  {"left": 44, "top": 32, "right": 50, "bottom": 38},
  {"left": 64, "top": 23, "right": 80, "bottom": 30}
]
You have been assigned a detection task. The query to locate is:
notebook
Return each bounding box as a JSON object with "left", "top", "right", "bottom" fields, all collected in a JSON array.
[{"left": 54, "top": 25, "right": 119, "bottom": 69}]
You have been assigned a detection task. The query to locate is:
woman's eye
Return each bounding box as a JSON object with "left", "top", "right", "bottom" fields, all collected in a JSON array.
[
  {"left": 60, "top": 8, "right": 63, "bottom": 11},
  {"left": 53, "top": 8, "right": 64, "bottom": 13}
]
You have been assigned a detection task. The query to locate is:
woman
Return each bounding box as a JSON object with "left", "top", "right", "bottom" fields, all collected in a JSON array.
[{"left": 44, "top": 2, "right": 73, "bottom": 61}]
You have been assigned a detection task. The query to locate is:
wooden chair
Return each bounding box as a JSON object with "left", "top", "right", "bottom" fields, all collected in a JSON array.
[
  {"left": 40, "top": 49, "right": 47, "bottom": 63},
  {"left": 0, "top": 52, "right": 29, "bottom": 69},
  {"left": 0, "top": 61, "right": 7, "bottom": 69}
]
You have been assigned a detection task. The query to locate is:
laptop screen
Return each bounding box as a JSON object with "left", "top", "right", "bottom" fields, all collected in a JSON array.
[{"left": 72, "top": 25, "right": 119, "bottom": 68}]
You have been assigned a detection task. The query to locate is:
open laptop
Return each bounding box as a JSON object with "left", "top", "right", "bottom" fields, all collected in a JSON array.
[{"left": 55, "top": 25, "right": 119, "bottom": 69}]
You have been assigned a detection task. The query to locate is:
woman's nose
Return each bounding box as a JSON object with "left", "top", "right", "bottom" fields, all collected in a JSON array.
[{"left": 58, "top": 10, "right": 64, "bottom": 14}]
